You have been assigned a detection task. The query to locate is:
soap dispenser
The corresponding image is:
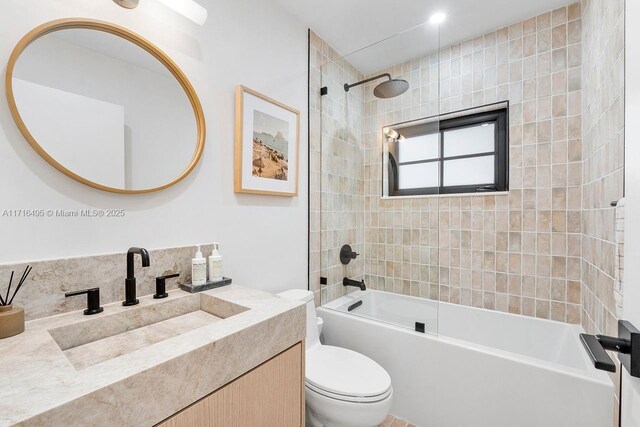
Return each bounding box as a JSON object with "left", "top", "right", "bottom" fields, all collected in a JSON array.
[
  {"left": 191, "top": 245, "right": 207, "bottom": 285},
  {"left": 208, "top": 242, "right": 223, "bottom": 281}
]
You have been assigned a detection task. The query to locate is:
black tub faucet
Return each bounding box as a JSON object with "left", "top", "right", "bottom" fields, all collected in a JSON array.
[
  {"left": 123, "top": 247, "right": 150, "bottom": 306},
  {"left": 343, "top": 277, "right": 366, "bottom": 291}
]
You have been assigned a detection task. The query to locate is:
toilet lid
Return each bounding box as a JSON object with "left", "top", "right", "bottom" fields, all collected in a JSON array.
[{"left": 306, "top": 345, "right": 392, "bottom": 400}]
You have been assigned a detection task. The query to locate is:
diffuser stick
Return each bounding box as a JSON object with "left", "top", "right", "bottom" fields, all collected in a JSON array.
[
  {"left": 4, "top": 271, "right": 14, "bottom": 306},
  {"left": 8, "top": 266, "right": 31, "bottom": 305}
]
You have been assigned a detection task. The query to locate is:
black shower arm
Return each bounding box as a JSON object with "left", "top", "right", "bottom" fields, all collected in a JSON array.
[{"left": 344, "top": 73, "right": 391, "bottom": 92}]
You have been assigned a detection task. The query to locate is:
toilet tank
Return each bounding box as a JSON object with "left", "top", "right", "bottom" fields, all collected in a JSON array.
[{"left": 277, "top": 289, "right": 320, "bottom": 350}]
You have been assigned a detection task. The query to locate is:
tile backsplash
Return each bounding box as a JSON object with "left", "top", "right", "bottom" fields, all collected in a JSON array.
[{"left": 0, "top": 244, "right": 213, "bottom": 320}]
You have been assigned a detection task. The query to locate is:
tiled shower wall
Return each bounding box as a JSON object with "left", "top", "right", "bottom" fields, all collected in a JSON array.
[
  {"left": 310, "top": 1, "right": 624, "bottom": 331},
  {"left": 580, "top": 0, "right": 625, "bottom": 337},
  {"left": 363, "top": 3, "right": 584, "bottom": 323},
  {"left": 309, "top": 31, "right": 366, "bottom": 305}
]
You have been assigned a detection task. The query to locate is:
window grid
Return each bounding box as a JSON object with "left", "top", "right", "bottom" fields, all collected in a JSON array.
[{"left": 389, "top": 107, "right": 509, "bottom": 196}]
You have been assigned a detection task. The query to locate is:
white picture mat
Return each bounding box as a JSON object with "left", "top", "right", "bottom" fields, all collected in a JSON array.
[{"left": 241, "top": 91, "right": 297, "bottom": 193}]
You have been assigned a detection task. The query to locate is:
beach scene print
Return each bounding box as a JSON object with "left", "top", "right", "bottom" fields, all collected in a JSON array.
[{"left": 252, "top": 110, "right": 289, "bottom": 181}]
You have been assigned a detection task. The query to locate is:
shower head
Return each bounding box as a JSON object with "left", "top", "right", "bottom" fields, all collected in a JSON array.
[
  {"left": 373, "top": 78, "right": 410, "bottom": 98},
  {"left": 344, "top": 73, "right": 409, "bottom": 99}
]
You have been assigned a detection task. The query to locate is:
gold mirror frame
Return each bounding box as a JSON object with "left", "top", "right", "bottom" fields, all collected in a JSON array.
[{"left": 5, "top": 18, "right": 206, "bottom": 194}]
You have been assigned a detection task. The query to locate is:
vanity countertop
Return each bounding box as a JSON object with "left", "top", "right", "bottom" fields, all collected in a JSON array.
[{"left": 0, "top": 285, "right": 305, "bottom": 426}]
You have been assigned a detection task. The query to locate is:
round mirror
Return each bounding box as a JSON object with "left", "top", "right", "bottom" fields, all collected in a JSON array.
[{"left": 5, "top": 19, "right": 205, "bottom": 193}]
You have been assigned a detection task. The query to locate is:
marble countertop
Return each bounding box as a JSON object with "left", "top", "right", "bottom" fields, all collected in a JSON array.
[{"left": 0, "top": 285, "right": 305, "bottom": 426}]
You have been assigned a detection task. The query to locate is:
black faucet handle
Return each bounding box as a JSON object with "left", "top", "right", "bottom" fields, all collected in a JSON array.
[
  {"left": 340, "top": 244, "right": 360, "bottom": 265},
  {"left": 154, "top": 273, "right": 180, "bottom": 299},
  {"left": 65, "top": 287, "right": 104, "bottom": 315}
]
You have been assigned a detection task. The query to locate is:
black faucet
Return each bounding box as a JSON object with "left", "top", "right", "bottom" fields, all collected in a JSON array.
[
  {"left": 123, "top": 247, "right": 150, "bottom": 306},
  {"left": 343, "top": 277, "right": 366, "bottom": 291}
]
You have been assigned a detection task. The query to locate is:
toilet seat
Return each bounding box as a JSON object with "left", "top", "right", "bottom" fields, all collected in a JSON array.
[
  {"left": 306, "top": 345, "right": 392, "bottom": 403},
  {"left": 306, "top": 381, "right": 392, "bottom": 403}
]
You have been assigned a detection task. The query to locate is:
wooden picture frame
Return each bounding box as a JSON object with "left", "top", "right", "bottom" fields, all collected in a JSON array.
[{"left": 234, "top": 85, "right": 299, "bottom": 196}]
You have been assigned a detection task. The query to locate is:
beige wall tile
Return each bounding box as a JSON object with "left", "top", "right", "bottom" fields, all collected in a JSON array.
[{"left": 309, "top": 2, "right": 619, "bottom": 333}]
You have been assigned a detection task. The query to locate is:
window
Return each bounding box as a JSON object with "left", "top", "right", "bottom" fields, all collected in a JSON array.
[{"left": 386, "top": 106, "right": 508, "bottom": 196}]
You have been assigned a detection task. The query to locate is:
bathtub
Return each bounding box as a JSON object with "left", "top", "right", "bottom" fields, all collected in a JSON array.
[{"left": 320, "top": 290, "right": 613, "bottom": 427}]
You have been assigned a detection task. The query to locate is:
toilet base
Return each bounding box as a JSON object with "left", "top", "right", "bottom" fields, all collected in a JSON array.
[{"left": 305, "top": 385, "right": 393, "bottom": 427}]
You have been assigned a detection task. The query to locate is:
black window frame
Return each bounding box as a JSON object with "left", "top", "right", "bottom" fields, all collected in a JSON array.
[{"left": 387, "top": 106, "right": 509, "bottom": 196}]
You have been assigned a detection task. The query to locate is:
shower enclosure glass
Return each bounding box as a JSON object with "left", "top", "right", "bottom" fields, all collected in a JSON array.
[{"left": 310, "top": 22, "right": 443, "bottom": 334}]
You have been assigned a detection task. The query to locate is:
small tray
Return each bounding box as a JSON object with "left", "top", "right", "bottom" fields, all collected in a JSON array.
[{"left": 179, "top": 277, "right": 232, "bottom": 293}]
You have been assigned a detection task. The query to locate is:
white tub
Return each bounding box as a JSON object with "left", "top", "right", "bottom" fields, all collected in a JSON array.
[{"left": 320, "top": 290, "right": 613, "bottom": 427}]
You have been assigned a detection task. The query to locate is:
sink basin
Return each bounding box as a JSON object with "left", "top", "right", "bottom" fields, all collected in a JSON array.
[{"left": 47, "top": 292, "right": 249, "bottom": 370}]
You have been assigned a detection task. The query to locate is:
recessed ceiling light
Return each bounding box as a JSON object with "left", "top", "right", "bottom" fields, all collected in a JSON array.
[{"left": 429, "top": 12, "right": 446, "bottom": 25}]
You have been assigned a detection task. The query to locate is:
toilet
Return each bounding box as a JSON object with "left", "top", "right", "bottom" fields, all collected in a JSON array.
[{"left": 278, "top": 290, "right": 393, "bottom": 427}]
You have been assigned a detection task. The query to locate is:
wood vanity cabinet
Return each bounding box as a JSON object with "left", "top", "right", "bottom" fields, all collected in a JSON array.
[{"left": 156, "top": 342, "right": 305, "bottom": 427}]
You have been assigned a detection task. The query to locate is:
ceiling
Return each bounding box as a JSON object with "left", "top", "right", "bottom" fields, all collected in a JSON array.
[{"left": 274, "top": 0, "right": 574, "bottom": 73}]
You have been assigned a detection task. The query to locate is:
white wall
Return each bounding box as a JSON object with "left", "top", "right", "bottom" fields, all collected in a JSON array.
[{"left": 0, "top": 0, "right": 309, "bottom": 294}]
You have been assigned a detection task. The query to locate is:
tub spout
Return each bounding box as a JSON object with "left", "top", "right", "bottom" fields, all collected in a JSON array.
[{"left": 343, "top": 277, "right": 366, "bottom": 291}]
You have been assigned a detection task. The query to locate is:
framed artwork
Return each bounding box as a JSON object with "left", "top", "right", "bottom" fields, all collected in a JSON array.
[{"left": 234, "top": 85, "right": 300, "bottom": 196}]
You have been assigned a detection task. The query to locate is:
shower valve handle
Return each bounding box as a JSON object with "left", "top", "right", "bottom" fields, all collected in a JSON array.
[{"left": 340, "top": 244, "right": 359, "bottom": 265}]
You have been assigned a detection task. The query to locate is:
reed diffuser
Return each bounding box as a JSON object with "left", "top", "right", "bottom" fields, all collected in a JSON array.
[{"left": 0, "top": 265, "right": 31, "bottom": 339}]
